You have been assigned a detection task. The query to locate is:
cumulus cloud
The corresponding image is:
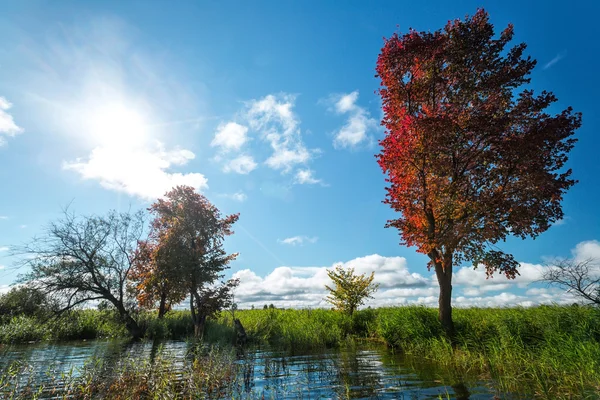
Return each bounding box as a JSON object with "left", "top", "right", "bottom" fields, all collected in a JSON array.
[
  {"left": 211, "top": 122, "right": 249, "bottom": 152},
  {"left": 232, "top": 254, "right": 431, "bottom": 308},
  {"left": 572, "top": 240, "right": 600, "bottom": 262},
  {"left": 64, "top": 143, "right": 208, "bottom": 200},
  {"left": 278, "top": 236, "right": 318, "bottom": 246},
  {"left": 327, "top": 91, "right": 377, "bottom": 149},
  {"left": 0, "top": 96, "right": 23, "bottom": 146},
  {"left": 230, "top": 241, "right": 600, "bottom": 309},
  {"left": 453, "top": 262, "right": 545, "bottom": 289},
  {"left": 222, "top": 154, "right": 258, "bottom": 175}
]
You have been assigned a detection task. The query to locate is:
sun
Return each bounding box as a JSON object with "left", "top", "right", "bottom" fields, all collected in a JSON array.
[{"left": 87, "top": 103, "right": 149, "bottom": 148}]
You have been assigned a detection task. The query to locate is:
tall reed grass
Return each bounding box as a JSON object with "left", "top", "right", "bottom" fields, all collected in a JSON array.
[{"left": 1, "top": 305, "right": 599, "bottom": 398}]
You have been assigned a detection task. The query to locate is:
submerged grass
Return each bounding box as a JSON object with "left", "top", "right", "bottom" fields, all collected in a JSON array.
[
  {"left": 0, "top": 343, "right": 249, "bottom": 399},
  {"left": 1, "top": 305, "right": 599, "bottom": 398}
]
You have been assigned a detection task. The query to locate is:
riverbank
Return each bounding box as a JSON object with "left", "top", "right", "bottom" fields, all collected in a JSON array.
[{"left": 1, "top": 305, "right": 599, "bottom": 398}]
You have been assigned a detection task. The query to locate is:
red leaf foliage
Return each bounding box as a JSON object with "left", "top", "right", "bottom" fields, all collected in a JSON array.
[{"left": 376, "top": 9, "right": 581, "bottom": 278}]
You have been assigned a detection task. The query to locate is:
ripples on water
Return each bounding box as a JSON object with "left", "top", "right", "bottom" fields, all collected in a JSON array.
[{"left": 0, "top": 340, "right": 502, "bottom": 399}]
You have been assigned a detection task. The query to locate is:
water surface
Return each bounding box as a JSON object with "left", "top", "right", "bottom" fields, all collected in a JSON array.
[{"left": 0, "top": 340, "right": 506, "bottom": 399}]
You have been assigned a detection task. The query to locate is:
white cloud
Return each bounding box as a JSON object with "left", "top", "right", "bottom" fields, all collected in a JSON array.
[
  {"left": 453, "top": 262, "right": 545, "bottom": 289},
  {"left": 211, "top": 122, "right": 249, "bottom": 152},
  {"left": 543, "top": 52, "right": 566, "bottom": 70},
  {"left": 0, "top": 96, "right": 23, "bottom": 146},
  {"left": 294, "top": 169, "right": 322, "bottom": 185},
  {"left": 246, "top": 94, "right": 317, "bottom": 173},
  {"left": 0, "top": 216, "right": 7, "bottom": 220},
  {"left": 223, "top": 191, "right": 247, "bottom": 202},
  {"left": 211, "top": 94, "right": 322, "bottom": 184},
  {"left": 327, "top": 91, "right": 377, "bottom": 149},
  {"left": 222, "top": 154, "right": 257, "bottom": 175},
  {"left": 0, "top": 246, "right": 8, "bottom": 252},
  {"left": 278, "top": 236, "right": 319, "bottom": 246},
  {"left": 232, "top": 254, "right": 431, "bottom": 308},
  {"left": 16, "top": 17, "right": 210, "bottom": 200},
  {"left": 19, "top": 225, "right": 27, "bottom": 229},
  {"left": 64, "top": 142, "right": 208, "bottom": 200},
  {"left": 554, "top": 217, "right": 568, "bottom": 226},
  {"left": 231, "top": 241, "right": 600, "bottom": 309},
  {"left": 334, "top": 91, "right": 360, "bottom": 114},
  {"left": 572, "top": 240, "right": 600, "bottom": 262}
]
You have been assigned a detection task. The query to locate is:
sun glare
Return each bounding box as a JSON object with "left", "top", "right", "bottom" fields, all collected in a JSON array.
[{"left": 87, "top": 103, "right": 148, "bottom": 148}]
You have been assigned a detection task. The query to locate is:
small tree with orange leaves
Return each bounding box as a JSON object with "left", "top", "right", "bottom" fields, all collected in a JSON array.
[{"left": 138, "top": 186, "right": 239, "bottom": 337}]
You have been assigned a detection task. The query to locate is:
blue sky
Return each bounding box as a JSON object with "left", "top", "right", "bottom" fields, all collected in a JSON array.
[{"left": 0, "top": 0, "right": 598, "bottom": 308}]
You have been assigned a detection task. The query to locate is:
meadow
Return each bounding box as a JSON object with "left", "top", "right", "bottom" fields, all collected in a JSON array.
[{"left": 1, "top": 305, "right": 599, "bottom": 398}]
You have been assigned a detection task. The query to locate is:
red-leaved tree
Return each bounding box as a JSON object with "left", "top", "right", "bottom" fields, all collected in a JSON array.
[{"left": 376, "top": 9, "right": 581, "bottom": 332}]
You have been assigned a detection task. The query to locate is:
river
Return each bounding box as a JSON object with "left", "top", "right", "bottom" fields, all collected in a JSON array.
[{"left": 0, "top": 339, "right": 511, "bottom": 399}]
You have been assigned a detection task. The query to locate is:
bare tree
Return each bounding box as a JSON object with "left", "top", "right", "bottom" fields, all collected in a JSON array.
[
  {"left": 16, "top": 208, "right": 147, "bottom": 338},
  {"left": 541, "top": 258, "right": 600, "bottom": 306}
]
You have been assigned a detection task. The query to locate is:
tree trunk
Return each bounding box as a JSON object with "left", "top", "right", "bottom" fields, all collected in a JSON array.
[
  {"left": 189, "top": 290, "right": 205, "bottom": 338},
  {"left": 194, "top": 315, "right": 206, "bottom": 338},
  {"left": 434, "top": 257, "right": 454, "bottom": 335},
  {"left": 234, "top": 318, "right": 247, "bottom": 345},
  {"left": 190, "top": 292, "right": 197, "bottom": 332},
  {"left": 115, "top": 302, "right": 143, "bottom": 339},
  {"left": 158, "top": 289, "right": 167, "bottom": 319}
]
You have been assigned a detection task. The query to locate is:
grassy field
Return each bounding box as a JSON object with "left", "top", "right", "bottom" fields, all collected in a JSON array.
[{"left": 1, "top": 305, "right": 599, "bottom": 398}]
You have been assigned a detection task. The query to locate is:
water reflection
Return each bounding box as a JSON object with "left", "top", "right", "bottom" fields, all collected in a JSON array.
[{"left": 0, "top": 340, "right": 502, "bottom": 399}]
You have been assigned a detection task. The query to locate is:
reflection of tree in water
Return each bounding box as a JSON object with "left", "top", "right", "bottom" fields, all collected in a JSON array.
[
  {"left": 231, "top": 345, "right": 480, "bottom": 399},
  {"left": 3, "top": 341, "right": 502, "bottom": 399},
  {"left": 330, "top": 345, "right": 386, "bottom": 398},
  {"left": 379, "top": 350, "right": 475, "bottom": 399}
]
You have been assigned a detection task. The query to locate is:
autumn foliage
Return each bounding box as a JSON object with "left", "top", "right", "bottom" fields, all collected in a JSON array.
[
  {"left": 131, "top": 186, "right": 239, "bottom": 335},
  {"left": 130, "top": 240, "right": 187, "bottom": 318},
  {"left": 376, "top": 9, "right": 581, "bottom": 331}
]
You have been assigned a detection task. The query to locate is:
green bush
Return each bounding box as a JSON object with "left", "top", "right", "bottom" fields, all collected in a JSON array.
[{"left": 0, "top": 287, "right": 54, "bottom": 322}]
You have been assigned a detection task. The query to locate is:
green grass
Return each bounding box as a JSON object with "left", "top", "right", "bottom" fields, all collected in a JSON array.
[
  {"left": 217, "top": 308, "right": 351, "bottom": 349},
  {"left": 370, "top": 305, "right": 600, "bottom": 399},
  {"left": 0, "top": 310, "right": 127, "bottom": 343},
  {"left": 220, "top": 306, "right": 600, "bottom": 398},
  {"left": 1, "top": 305, "right": 599, "bottom": 398}
]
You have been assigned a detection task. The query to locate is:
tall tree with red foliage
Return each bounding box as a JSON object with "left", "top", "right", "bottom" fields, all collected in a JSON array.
[{"left": 376, "top": 9, "right": 581, "bottom": 333}]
